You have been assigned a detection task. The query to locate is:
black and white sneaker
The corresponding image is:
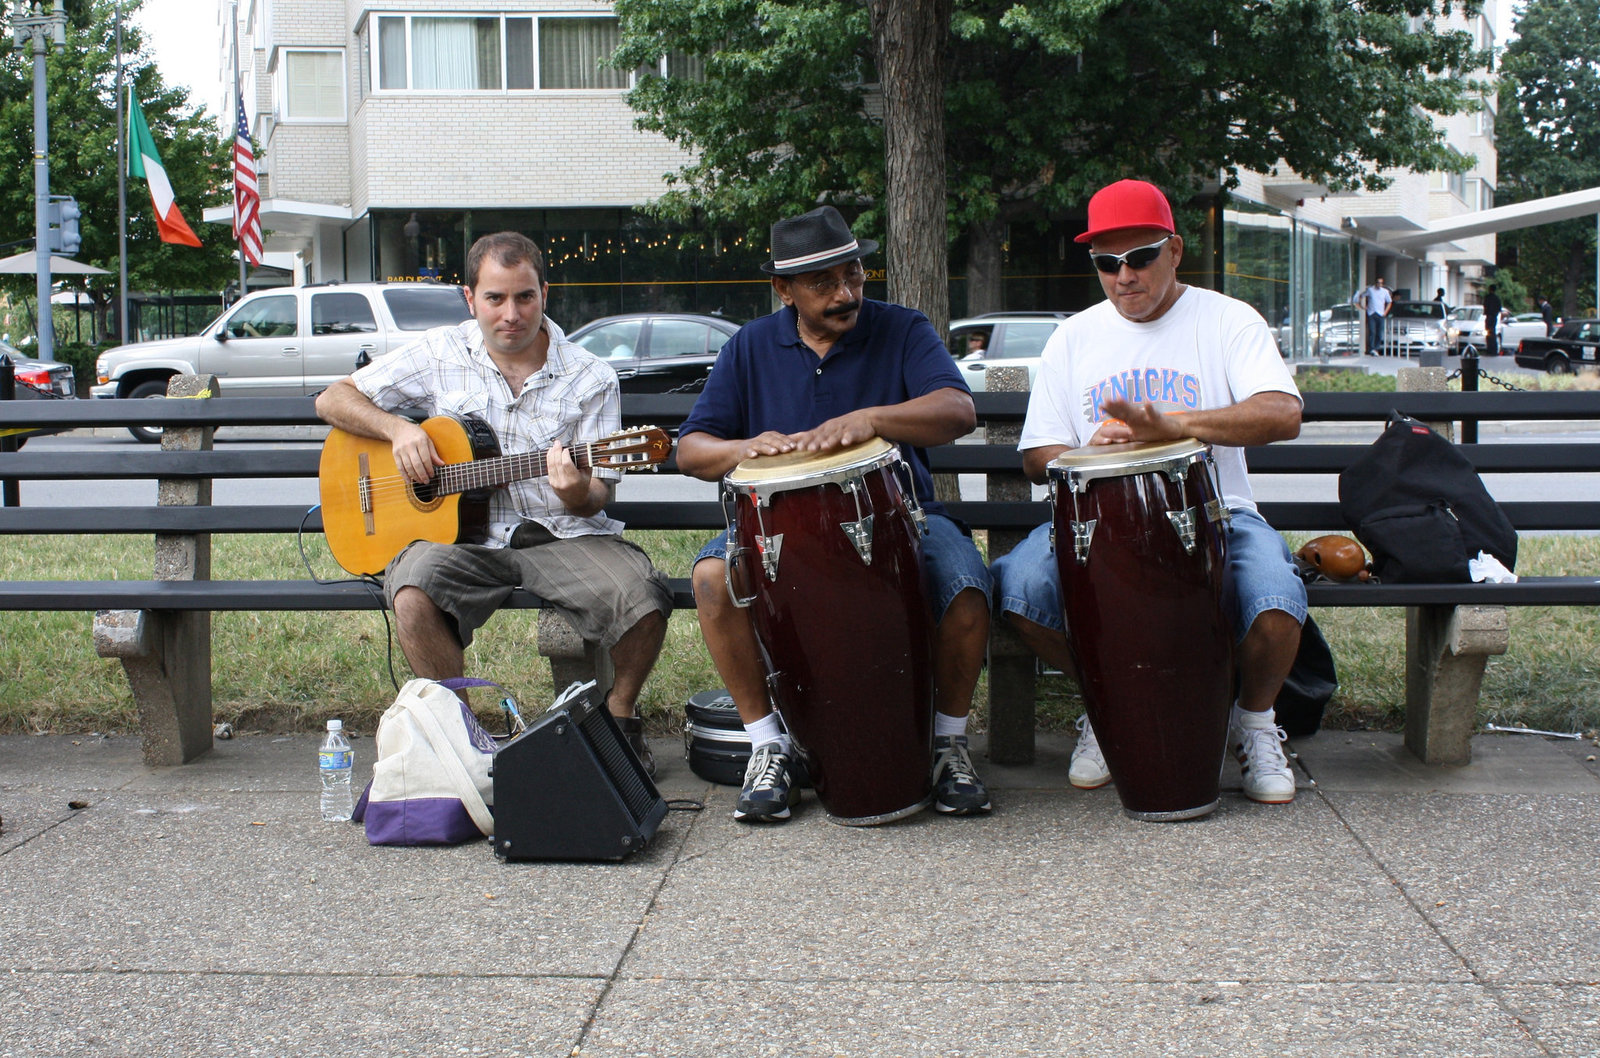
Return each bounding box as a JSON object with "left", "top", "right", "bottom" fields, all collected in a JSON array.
[
  {"left": 734, "top": 742, "right": 801, "bottom": 823},
  {"left": 931, "top": 735, "right": 991, "bottom": 815}
]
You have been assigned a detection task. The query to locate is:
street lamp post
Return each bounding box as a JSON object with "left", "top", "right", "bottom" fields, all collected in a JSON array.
[{"left": 11, "top": 1, "right": 69, "bottom": 363}]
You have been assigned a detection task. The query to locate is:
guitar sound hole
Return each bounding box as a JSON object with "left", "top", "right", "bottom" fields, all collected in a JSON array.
[{"left": 411, "top": 480, "right": 437, "bottom": 504}]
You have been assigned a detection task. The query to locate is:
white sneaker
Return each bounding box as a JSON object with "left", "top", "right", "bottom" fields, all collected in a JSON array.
[
  {"left": 1229, "top": 710, "right": 1296, "bottom": 804},
  {"left": 1069, "top": 715, "right": 1111, "bottom": 790}
]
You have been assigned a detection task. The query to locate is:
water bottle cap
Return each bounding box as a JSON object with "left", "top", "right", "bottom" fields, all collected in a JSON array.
[{"left": 326, "top": 719, "right": 343, "bottom": 731}]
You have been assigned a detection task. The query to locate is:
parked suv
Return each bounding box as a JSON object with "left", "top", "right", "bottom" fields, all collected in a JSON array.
[
  {"left": 93, "top": 281, "right": 471, "bottom": 442},
  {"left": 1312, "top": 300, "right": 1456, "bottom": 358},
  {"left": 948, "top": 312, "right": 1074, "bottom": 392}
]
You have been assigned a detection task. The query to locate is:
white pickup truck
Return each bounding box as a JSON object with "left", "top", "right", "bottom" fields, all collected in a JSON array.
[{"left": 93, "top": 282, "right": 470, "bottom": 441}]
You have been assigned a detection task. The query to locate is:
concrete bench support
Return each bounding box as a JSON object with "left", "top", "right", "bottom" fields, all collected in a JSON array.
[
  {"left": 537, "top": 609, "right": 614, "bottom": 705},
  {"left": 1403, "top": 603, "right": 1509, "bottom": 765},
  {"left": 93, "top": 374, "right": 217, "bottom": 766}
]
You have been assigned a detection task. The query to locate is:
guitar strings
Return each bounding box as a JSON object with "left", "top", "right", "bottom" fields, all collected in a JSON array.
[{"left": 350, "top": 443, "right": 600, "bottom": 501}]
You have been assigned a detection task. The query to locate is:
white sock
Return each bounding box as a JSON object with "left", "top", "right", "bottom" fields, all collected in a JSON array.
[
  {"left": 744, "top": 712, "right": 790, "bottom": 754},
  {"left": 1235, "top": 705, "right": 1278, "bottom": 731},
  {"left": 933, "top": 712, "right": 968, "bottom": 739}
]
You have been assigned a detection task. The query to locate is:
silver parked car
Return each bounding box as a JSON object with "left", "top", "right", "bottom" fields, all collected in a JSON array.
[
  {"left": 947, "top": 312, "right": 1073, "bottom": 392},
  {"left": 93, "top": 282, "right": 471, "bottom": 442}
]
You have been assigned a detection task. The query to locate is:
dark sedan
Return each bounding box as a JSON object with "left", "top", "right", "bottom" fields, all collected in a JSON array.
[
  {"left": 1, "top": 344, "right": 77, "bottom": 447},
  {"left": 1513, "top": 318, "right": 1600, "bottom": 374},
  {"left": 567, "top": 313, "right": 741, "bottom": 393}
]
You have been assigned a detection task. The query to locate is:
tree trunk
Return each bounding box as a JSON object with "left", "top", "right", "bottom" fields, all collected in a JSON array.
[
  {"left": 869, "top": 0, "right": 951, "bottom": 335},
  {"left": 965, "top": 215, "right": 1005, "bottom": 316}
]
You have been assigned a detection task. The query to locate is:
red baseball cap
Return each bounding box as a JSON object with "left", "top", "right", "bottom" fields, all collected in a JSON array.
[{"left": 1075, "top": 180, "right": 1176, "bottom": 244}]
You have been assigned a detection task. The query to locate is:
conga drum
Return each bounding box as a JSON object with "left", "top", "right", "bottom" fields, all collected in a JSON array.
[
  {"left": 722, "top": 438, "right": 934, "bottom": 825},
  {"left": 1048, "top": 439, "right": 1234, "bottom": 821}
]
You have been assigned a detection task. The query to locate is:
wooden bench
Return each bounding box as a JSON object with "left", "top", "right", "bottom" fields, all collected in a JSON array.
[{"left": 4, "top": 374, "right": 1599, "bottom": 769}]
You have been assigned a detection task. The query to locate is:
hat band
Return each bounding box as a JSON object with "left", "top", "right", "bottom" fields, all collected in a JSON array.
[{"left": 772, "top": 239, "right": 861, "bottom": 272}]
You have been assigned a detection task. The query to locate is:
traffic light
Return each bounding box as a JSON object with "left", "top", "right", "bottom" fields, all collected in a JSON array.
[{"left": 47, "top": 195, "right": 81, "bottom": 255}]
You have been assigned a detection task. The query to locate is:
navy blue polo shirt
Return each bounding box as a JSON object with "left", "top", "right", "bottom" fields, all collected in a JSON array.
[{"left": 680, "top": 299, "right": 968, "bottom": 516}]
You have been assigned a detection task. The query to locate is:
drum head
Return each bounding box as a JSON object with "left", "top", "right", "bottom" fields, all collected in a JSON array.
[
  {"left": 726, "top": 436, "right": 896, "bottom": 486},
  {"left": 1049, "top": 437, "right": 1206, "bottom": 470}
]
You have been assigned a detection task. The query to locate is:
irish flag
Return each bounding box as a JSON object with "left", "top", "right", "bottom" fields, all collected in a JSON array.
[{"left": 128, "top": 93, "right": 202, "bottom": 247}]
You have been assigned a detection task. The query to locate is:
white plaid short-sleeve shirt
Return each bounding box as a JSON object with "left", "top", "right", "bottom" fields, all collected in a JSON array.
[{"left": 350, "top": 317, "right": 624, "bottom": 541}]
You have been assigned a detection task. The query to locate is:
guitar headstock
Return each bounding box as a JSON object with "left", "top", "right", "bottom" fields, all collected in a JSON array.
[{"left": 590, "top": 426, "right": 673, "bottom": 470}]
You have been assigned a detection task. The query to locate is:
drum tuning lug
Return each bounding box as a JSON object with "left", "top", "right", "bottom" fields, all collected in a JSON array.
[
  {"left": 840, "top": 515, "right": 875, "bottom": 564},
  {"left": 1206, "top": 499, "right": 1231, "bottom": 527},
  {"left": 1071, "top": 518, "right": 1096, "bottom": 565},
  {"left": 757, "top": 534, "right": 783, "bottom": 580},
  {"left": 1166, "top": 508, "right": 1200, "bottom": 554}
]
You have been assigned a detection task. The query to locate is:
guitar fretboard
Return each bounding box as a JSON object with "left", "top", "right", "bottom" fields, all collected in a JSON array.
[{"left": 432, "top": 443, "right": 598, "bottom": 496}]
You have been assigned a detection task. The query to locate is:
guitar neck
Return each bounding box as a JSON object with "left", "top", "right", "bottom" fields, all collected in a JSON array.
[{"left": 433, "top": 443, "right": 600, "bottom": 496}]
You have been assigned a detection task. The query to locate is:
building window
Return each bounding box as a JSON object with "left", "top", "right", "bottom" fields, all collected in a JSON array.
[
  {"left": 280, "top": 49, "right": 345, "bottom": 121},
  {"left": 412, "top": 17, "right": 502, "bottom": 90},
  {"left": 369, "top": 13, "right": 630, "bottom": 92},
  {"left": 1431, "top": 170, "right": 1467, "bottom": 201},
  {"left": 538, "top": 18, "right": 626, "bottom": 89}
]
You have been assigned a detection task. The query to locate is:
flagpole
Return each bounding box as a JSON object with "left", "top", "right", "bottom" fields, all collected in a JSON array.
[
  {"left": 232, "top": 0, "right": 247, "bottom": 298},
  {"left": 116, "top": 2, "right": 129, "bottom": 342}
]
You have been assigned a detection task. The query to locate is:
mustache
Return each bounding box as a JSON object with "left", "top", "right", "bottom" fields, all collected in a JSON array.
[{"left": 824, "top": 299, "right": 863, "bottom": 318}]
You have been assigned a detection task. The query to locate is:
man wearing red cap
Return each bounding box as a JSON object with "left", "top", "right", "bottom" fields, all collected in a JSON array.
[{"left": 991, "top": 180, "right": 1308, "bottom": 805}]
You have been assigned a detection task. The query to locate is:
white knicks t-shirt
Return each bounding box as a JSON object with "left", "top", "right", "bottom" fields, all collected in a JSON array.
[{"left": 1020, "top": 287, "right": 1300, "bottom": 512}]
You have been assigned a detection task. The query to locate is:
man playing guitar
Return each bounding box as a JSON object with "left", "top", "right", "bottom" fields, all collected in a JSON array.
[{"left": 315, "top": 232, "right": 673, "bottom": 772}]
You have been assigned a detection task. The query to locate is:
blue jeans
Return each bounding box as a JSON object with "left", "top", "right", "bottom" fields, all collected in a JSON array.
[
  {"left": 694, "top": 511, "right": 991, "bottom": 623},
  {"left": 1366, "top": 312, "right": 1386, "bottom": 353},
  {"left": 991, "top": 506, "right": 1305, "bottom": 643}
]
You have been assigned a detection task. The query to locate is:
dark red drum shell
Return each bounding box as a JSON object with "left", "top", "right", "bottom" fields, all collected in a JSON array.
[
  {"left": 731, "top": 464, "right": 934, "bottom": 822},
  {"left": 1054, "top": 460, "right": 1233, "bottom": 819}
]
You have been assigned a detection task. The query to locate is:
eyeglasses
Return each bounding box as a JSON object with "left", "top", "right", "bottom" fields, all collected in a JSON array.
[
  {"left": 1090, "top": 235, "right": 1174, "bottom": 275},
  {"left": 797, "top": 263, "right": 866, "bottom": 297}
]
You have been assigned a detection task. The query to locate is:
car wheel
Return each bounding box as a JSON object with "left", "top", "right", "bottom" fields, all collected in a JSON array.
[
  {"left": 1546, "top": 355, "right": 1573, "bottom": 375},
  {"left": 126, "top": 379, "right": 173, "bottom": 443}
]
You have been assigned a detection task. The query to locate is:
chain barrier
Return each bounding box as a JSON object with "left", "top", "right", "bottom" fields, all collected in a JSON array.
[{"left": 1450, "top": 363, "right": 1530, "bottom": 392}]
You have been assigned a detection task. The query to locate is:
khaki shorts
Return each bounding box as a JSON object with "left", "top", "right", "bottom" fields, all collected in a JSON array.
[{"left": 384, "top": 534, "right": 673, "bottom": 650}]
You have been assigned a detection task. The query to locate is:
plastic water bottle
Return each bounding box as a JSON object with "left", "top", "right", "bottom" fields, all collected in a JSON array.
[{"left": 319, "top": 719, "right": 354, "bottom": 822}]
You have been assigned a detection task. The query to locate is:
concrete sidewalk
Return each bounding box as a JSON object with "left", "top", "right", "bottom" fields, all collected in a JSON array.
[{"left": 2, "top": 729, "right": 1597, "bottom": 1057}]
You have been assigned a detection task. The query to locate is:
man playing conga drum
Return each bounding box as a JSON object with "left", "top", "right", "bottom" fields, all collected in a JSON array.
[
  {"left": 991, "top": 180, "right": 1307, "bottom": 805},
  {"left": 677, "top": 205, "right": 994, "bottom": 823}
]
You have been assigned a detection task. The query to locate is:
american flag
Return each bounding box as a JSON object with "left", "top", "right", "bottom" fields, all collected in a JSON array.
[{"left": 232, "top": 88, "right": 262, "bottom": 266}]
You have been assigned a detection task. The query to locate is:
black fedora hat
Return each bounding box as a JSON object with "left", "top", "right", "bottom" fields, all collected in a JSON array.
[{"left": 760, "top": 205, "right": 879, "bottom": 276}]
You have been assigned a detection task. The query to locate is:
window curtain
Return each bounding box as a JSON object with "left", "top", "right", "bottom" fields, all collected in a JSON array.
[
  {"left": 412, "top": 18, "right": 490, "bottom": 90},
  {"left": 539, "top": 18, "right": 626, "bottom": 89},
  {"left": 506, "top": 18, "right": 535, "bottom": 89},
  {"left": 378, "top": 16, "right": 406, "bottom": 90}
]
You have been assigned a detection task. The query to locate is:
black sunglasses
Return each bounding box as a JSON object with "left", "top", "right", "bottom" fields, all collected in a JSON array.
[{"left": 1090, "top": 235, "right": 1174, "bottom": 274}]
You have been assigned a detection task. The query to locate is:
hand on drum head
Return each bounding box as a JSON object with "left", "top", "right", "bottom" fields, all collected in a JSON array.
[
  {"left": 790, "top": 409, "right": 878, "bottom": 452},
  {"left": 738, "top": 431, "right": 799, "bottom": 460},
  {"left": 1093, "top": 399, "right": 1183, "bottom": 445}
]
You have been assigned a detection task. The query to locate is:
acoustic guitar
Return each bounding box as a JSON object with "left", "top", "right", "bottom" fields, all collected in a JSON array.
[{"left": 319, "top": 414, "right": 672, "bottom": 575}]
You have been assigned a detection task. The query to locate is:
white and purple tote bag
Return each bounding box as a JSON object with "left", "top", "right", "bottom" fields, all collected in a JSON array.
[{"left": 352, "top": 678, "right": 497, "bottom": 845}]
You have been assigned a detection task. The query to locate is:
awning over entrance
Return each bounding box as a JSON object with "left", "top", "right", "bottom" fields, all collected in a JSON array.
[{"left": 1379, "top": 186, "right": 1600, "bottom": 250}]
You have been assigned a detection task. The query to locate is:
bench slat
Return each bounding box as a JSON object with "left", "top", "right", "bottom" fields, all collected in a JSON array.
[
  {"left": 0, "top": 578, "right": 701, "bottom": 611},
  {"left": 1, "top": 575, "right": 1594, "bottom": 612}
]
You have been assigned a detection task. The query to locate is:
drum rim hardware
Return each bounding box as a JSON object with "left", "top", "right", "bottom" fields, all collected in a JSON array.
[
  {"left": 720, "top": 441, "right": 928, "bottom": 603},
  {"left": 1048, "top": 440, "right": 1231, "bottom": 564}
]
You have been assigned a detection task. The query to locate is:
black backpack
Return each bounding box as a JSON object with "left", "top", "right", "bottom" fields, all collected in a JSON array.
[{"left": 1337, "top": 413, "right": 1518, "bottom": 583}]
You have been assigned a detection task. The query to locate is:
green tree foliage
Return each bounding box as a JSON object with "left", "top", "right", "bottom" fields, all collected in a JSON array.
[
  {"left": 613, "top": 0, "right": 1486, "bottom": 308},
  {"left": 0, "top": 0, "right": 237, "bottom": 341},
  {"left": 1495, "top": 0, "right": 1600, "bottom": 318}
]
